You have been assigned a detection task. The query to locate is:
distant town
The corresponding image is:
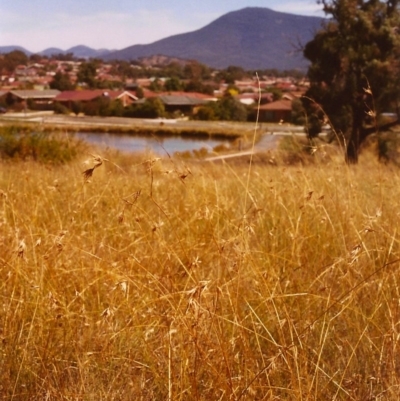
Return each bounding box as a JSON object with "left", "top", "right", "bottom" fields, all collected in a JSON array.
[{"left": 0, "top": 50, "right": 310, "bottom": 124}]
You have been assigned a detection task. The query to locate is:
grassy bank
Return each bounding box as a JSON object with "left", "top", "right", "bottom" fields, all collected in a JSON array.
[
  {"left": 0, "top": 116, "right": 257, "bottom": 140},
  {"left": 1, "top": 144, "right": 400, "bottom": 399}
]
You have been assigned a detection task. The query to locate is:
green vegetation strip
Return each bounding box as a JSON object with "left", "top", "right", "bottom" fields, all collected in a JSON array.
[{"left": 0, "top": 119, "right": 249, "bottom": 139}]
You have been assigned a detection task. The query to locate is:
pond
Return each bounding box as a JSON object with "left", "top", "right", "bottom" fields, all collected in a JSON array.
[{"left": 75, "top": 132, "right": 233, "bottom": 155}]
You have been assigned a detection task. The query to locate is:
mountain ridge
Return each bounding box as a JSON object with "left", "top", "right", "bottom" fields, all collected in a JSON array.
[
  {"left": 0, "top": 7, "right": 325, "bottom": 70},
  {"left": 103, "top": 7, "right": 325, "bottom": 70},
  {"left": 0, "top": 45, "right": 115, "bottom": 59}
]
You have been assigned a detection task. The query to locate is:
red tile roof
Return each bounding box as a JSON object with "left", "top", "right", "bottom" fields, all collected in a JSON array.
[
  {"left": 258, "top": 99, "right": 292, "bottom": 111},
  {"left": 55, "top": 90, "right": 137, "bottom": 102},
  {"left": 159, "top": 91, "right": 212, "bottom": 100}
]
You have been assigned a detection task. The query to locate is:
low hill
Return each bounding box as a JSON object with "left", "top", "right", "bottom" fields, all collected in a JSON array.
[
  {"left": 39, "top": 45, "right": 114, "bottom": 58},
  {"left": 39, "top": 47, "right": 65, "bottom": 57},
  {"left": 0, "top": 45, "right": 32, "bottom": 55},
  {"left": 104, "top": 7, "right": 325, "bottom": 70}
]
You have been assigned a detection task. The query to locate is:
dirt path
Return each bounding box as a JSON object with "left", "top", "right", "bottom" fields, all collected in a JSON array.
[{"left": 205, "top": 133, "right": 281, "bottom": 161}]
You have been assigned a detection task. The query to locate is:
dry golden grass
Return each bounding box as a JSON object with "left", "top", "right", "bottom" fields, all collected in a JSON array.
[{"left": 1, "top": 147, "right": 400, "bottom": 400}]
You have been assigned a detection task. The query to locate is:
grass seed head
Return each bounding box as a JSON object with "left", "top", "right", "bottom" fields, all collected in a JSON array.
[
  {"left": 82, "top": 167, "right": 95, "bottom": 182},
  {"left": 16, "top": 239, "right": 26, "bottom": 258}
]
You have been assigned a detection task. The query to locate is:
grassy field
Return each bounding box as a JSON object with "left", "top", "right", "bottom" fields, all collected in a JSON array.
[{"left": 1, "top": 136, "right": 400, "bottom": 399}]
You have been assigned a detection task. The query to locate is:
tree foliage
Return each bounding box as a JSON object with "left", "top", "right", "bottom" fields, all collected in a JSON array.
[
  {"left": 125, "top": 98, "right": 166, "bottom": 119},
  {"left": 0, "top": 50, "right": 28, "bottom": 74},
  {"left": 216, "top": 66, "right": 248, "bottom": 84},
  {"left": 303, "top": 0, "right": 400, "bottom": 163},
  {"left": 77, "top": 60, "right": 100, "bottom": 88},
  {"left": 50, "top": 71, "right": 74, "bottom": 91},
  {"left": 184, "top": 80, "right": 215, "bottom": 95},
  {"left": 164, "top": 76, "right": 183, "bottom": 91},
  {"left": 195, "top": 94, "right": 248, "bottom": 122},
  {"left": 148, "top": 78, "right": 163, "bottom": 92}
]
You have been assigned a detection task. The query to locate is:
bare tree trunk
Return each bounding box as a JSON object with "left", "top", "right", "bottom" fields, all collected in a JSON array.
[
  {"left": 346, "top": 135, "right": 360, "bottom": 164},
  {"left": 345, "top": 104, "right": 364, "bottom": 164},
  {"left": 346, "top": 114, "right": 399, "bottom": 164}
]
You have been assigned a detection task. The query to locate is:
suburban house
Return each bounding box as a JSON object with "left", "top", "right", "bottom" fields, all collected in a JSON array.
[
  {"left": 54, "top": 90, "right": 138, "bottom": 109},
  {"left": 2, "top": 89, "right": 61, "bottom": 110},
  {"left": 236, "top": 92, "right": 273, "bottom": 105},
  {"left": 258, "top": 99, "right": 293, "bottom": 123},
  {"left": 136, "top": 91, "right": 216, "bottom": 115},
  {"left": 158, "top": 94, "right": 208, "bottom": 115}
]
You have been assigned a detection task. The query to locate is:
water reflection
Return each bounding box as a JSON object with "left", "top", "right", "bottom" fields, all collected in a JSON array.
[{"left": 75, "top": 132, "right": 231, "bottom": 154}]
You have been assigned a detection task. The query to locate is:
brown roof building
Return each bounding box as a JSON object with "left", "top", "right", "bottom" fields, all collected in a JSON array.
[
  {"left": 258, "top": 99, "right": 293, "bottom": 123},
  {"left": 55, "top": 90, "right": 137, "bottom": 108}
]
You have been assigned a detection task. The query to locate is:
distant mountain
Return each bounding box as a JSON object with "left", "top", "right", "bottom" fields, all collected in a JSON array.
[
  {"left": 38, "top": 45, "right": 114, "bottom": 58},
  {"left": 0, "top": 45, "right": 114, "bottom": 59},
  {"left": 0, "top": 45, "right": 32, "bottom": 55},
  {"left": 104, "top": 7, "right": 325, "bottom": 70},
  {"left": 39, "top": 47, "right": 65, "bottom": 57},
  {"left": 65, "top": 45, "right": 114, "bottom": 58},
  {"left": 1, "top": 7, "right": 324, "bottom": 70}
]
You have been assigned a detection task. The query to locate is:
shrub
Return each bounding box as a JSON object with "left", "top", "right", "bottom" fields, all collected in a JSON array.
[
  {"left": 0, "top": 126, "right": 84, "bottom": 163},
  {"left": 53, "top": 102, "right": 71, "bottom": 115},
  {"left": 124, "top": 98, "right": 166, "bottom": 119}
]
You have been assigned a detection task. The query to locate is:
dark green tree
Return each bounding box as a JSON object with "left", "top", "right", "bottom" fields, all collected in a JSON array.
[
  {"left": 125, "top": 98, "right": 165, "bottom": 119},
  {"left": 109, "top": 99, "right": 124, "bottom": 117},
  {"left": 71, "top": 101, "right": 82, "bottom": 116},
  {"left": 82, "top": 96, "right": 111, "bottom": 116},
  {"left": 148, "top": 78, "right": 163, "bottom": 92},
  {"left": 51, "top": 52, "right": 75, "bottom": 61},
  {"left": 216, "top": 66, "right": 247, "bottom": 84},
  {"left": 29, "top": 54, "right": 44, "bottom": 63},
  {"left": 291, "top": 98, "right": 307, "bottom": 126},
  {"left": 77, "top": 60, "right": 100, "bottom": 88},
  {"left": 184, "top": 80, "right": 215, "bottom": 95},
  {"left": 0, "top": 50, "right": 28, "bottom": 73},
  {"left": 164, "top": 62, "right": 184, "bottom": 79},
  {"left": 135, "top": 87, "right": 145, "bottom": 99},
  {"left": 183, "top": 61, "right": 211, "bottom": 80},
  {"left": 303, "top": 0, "right": 400, "bottom": 163},
  {"left": 267, "top": 87, "right": 283, "bottom": 101},
  {"left": 195, "top": 95, "right": 247, "bottom": 122},
  {"left": 195, "top": 104, "right": 218, "bottom": 121},
  {"left": 50, "top": 71, "right": 74, "bottom": 91},
  {"left": 164, "top": 76, "right": 183, "bottom": 91},
  {"left": 217, "top": 95, "right": 248, "bottom": 121}
]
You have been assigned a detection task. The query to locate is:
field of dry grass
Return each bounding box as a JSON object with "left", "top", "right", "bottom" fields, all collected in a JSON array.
[{"left": 1, "top": 144, "right": 400, "bottom": 400}]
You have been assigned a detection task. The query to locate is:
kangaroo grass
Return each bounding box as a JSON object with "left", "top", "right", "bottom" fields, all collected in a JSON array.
[{"left": 1, "top": 144, "right": 400, "bottom": 399}]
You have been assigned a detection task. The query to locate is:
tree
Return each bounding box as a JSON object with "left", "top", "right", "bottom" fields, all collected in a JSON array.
[
  {"left": 183, "top": 61, "right": 211, "bottom": 80},
  {"left": 125, "top": 98, "right": 165, "bottom": 119},
  {"left": 29, "top": 54, "right": 44, "bottom": 63},
  {"left": 148, "top": 78, "right": 163, "bottom": 92},
  {"left": 71, "top": 101, "right": 82, "bottom": 116},
  {"left": 109, "top": 99, "right": 124, "bottom": 117},
  {"left": 51, "top": 52, "right": 75, "bottom": 61},
  {"left": 267, "top": 87, "right": 283, "bottom": 101},
  {"left": 291, "top": 98, "right": 307, "bottom": 126},
  {"left": 77, "top": 60, "right": 100, "bottom": 88},
  {"left": 164, "top": 76, "right": 183, "bottom": 91},
  {"left": 50, "top": 71, "right": 74, "bottom": 91},
  {"left": 164, "top": 62, "right": 184, "bottom": 79},
  {"left": 303, "top": 0, "right": 400, "bottom": 163},
  {"left": 195, "top": 95, "right": 248, "bottom": 122},
  {"left": 184, "top": 80, "right": 215, "bottom": 95},
  {"left": 216, "top": 66, "right": 247, "bottom": 84},
  {"left": 135, "top": 87, "right": 144, "bottom": 99},
  {"left": 0, "top": 50, "right": 28, "bottom": 73}
]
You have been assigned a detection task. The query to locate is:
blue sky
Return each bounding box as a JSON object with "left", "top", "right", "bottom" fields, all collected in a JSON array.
[{"left": 0, "top": 0, "right": 324, "bottom": 52}]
